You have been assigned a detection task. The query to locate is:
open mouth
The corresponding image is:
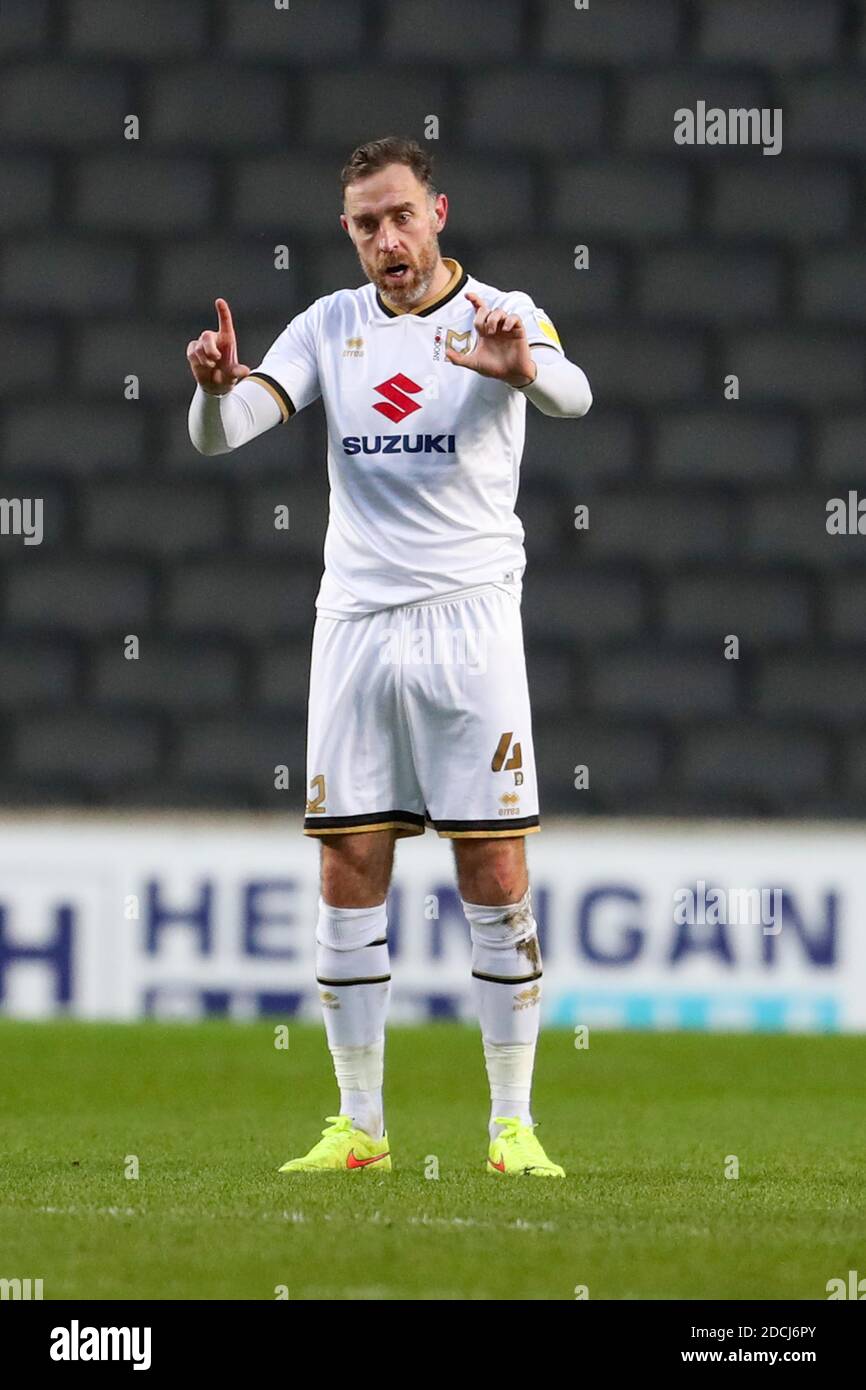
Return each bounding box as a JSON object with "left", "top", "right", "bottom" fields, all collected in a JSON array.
[{"left": 383, "top": 263, "right": 410, "bottom": 281}]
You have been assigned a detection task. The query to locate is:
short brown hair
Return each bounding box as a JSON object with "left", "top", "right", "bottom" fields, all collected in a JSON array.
[{"left": 340, "top": 136, "right": 436, "bottom": 199}]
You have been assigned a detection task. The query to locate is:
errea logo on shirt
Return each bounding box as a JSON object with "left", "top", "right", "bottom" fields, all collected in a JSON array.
[{"left": 373, "top": 373, "right": 423, "bottom": 423}]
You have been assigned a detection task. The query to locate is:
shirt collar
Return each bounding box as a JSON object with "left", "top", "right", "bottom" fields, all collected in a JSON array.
[{"left": 375, "top": 257, "right": 468, "bottom": 319}]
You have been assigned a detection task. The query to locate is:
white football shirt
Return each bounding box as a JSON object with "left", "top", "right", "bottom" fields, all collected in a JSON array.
[{"left": 247, "top": 257, "right": 565, "bottom": 618}]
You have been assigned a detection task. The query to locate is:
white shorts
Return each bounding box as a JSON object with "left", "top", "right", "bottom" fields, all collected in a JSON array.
[{"left": 303, "top": 583, "right": 540, "bottom": 839}]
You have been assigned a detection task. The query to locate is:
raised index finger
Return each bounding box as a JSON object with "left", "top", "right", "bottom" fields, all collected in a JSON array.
[{"left": 215, "top": 297, "right": 237, "bottom": 347}]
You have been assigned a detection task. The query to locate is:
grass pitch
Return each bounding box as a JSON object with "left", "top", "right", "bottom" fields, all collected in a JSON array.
[{"left": 1, "top": 1020, "right": 864, "bottom": 1300}]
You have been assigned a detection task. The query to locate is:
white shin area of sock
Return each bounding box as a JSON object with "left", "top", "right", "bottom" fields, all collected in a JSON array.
[
  {"left": 316, "top": 896, "right": 389, "bottom": 1140},
  {"left": 330, "top": 1043, "right": 385, "bottom": 1141},
  {"left": 462, "top": 888, "right": 542, "bottom": 1139}
]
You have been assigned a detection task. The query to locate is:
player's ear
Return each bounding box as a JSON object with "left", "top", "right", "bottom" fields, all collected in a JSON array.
[
  {"left": 434, "top": 192, "right": 448, "bottom": 231},
  {"left": 339, "top": 213, "right": 350, "bottom": 236}
]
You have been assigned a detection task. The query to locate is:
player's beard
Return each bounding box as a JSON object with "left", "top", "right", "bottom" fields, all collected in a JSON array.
[{"left": 365, "top": 225, "right": 441, "bottom": 309}]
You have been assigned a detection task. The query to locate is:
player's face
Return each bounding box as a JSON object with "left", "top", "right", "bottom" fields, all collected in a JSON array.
[{"left": 341, "top": 165, "right": 447, "bottom": 308}]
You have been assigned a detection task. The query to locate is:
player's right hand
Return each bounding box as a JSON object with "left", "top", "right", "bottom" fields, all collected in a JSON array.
[{"left": 186, "top": 298, "right": 251, "bottom": 395}]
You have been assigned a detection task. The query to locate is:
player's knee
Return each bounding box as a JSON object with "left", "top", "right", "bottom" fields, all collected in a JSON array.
[
  {"left": 455, "top": 840, "right": 528, "bottom": 905},
  {"left": 320, "top": 831, "right": 393, "bottom": 905},
  {"left": 316, "top": 896, "right": 388, "bottom": 951},
  {"left": 465, "top": 874, "right": 527, "bottom": 905},
  {"left": 463, "top": 887, "right": 542, "bottom": 979}
]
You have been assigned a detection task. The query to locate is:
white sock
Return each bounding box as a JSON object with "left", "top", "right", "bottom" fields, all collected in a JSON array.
[
  {"left": 485, "top": 1041, "right": 535, "bottom": 1135},
  {"left": 462, "top": 888, "right": 542, "bottom": 1141},
  {"left": 330, "top": 1044, "right": 385, "bottom": 1141},
  {"left": 316, "top": 897, "right": 389, "bottom": 1140}
]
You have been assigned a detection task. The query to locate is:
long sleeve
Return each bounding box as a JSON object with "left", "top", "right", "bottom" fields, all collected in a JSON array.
[
  {"left": 188, "top": 379, "right": 284, "bottom": 456},
  {"left": 517, "top": 346, "right": 593, "bottom": 419}
]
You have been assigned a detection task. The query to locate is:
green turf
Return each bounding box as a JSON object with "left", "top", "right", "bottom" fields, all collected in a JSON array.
[{"left": 1, "top": 1020, "right": 864, "bottom": 1300}]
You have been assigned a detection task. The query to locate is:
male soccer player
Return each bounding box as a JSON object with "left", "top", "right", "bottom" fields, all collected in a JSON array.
[{"left": 187, "top": 137, "right": 591, "bottom": 1177}]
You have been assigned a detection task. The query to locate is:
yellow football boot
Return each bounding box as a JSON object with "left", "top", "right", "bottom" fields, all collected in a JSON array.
[
  {"left": 486, "top": 1117, "right": 565, "bottom": 1177},
  {"left": 278, "top": 1115, "right": 391, "bottom": 1173}
]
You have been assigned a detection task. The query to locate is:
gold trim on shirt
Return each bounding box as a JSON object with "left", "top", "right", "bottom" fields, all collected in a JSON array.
[{"left": 378, "top": 257, "right": 465, "bottom": 317}]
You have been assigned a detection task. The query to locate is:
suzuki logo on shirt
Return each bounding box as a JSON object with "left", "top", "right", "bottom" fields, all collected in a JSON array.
[
  {"left": 342, "top": 433, "right": 456, "bottom": 455},
  {"left": 373, "top": 373, "right": 423, "bottom": 423}
]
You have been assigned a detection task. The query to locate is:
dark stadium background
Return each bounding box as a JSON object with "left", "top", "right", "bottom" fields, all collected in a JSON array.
[{"left": 2, "top": 0, "right": 865, "bottom": 820}]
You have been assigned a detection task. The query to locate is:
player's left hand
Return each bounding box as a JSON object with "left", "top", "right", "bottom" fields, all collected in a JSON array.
[{"left": 445, "top": 292, "right": 537, "bottom": 388}]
